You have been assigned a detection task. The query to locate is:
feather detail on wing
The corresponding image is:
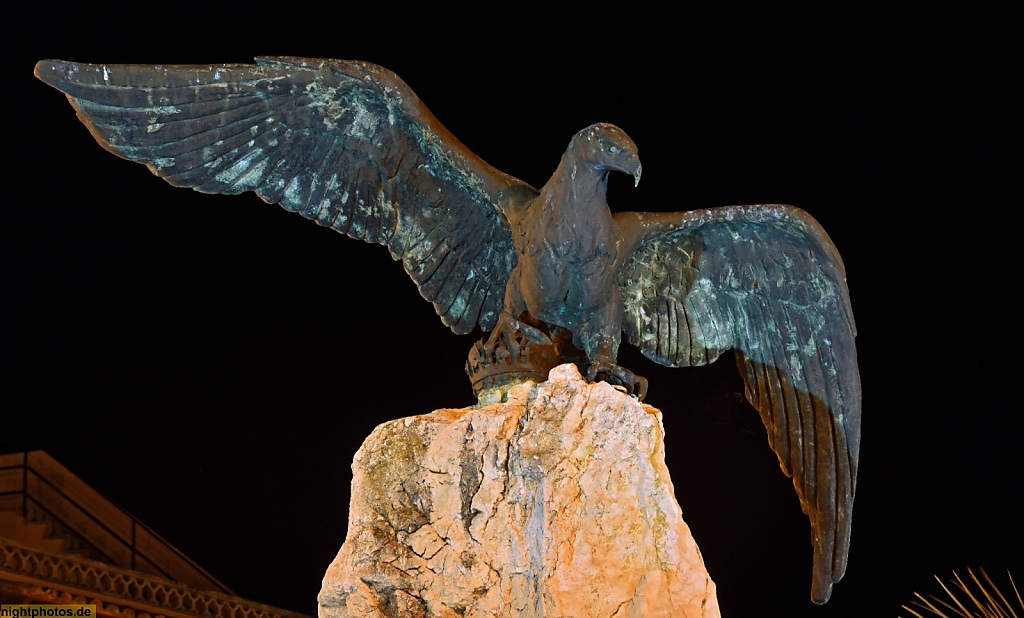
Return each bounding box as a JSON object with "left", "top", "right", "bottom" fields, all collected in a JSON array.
[
  {"left": 35, "top": 57, "right": 538, "bottom": 333},
  {"left": 617, "top": 204, "right": 861, "bottom": 604}
]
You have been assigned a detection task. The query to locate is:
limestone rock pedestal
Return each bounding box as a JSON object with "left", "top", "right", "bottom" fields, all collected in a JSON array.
[{"left": 319, "top": 364, "right": 720, "bottom": 618}]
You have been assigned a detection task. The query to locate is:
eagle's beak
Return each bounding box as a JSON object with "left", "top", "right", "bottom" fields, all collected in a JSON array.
[{"left": 613, "top": 153, "right": 642, "bottom": 188}]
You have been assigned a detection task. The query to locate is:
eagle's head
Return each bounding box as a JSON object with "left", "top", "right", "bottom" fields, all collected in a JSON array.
[{"left": 569, "top": 123, "right": 642, "bottom": 187}]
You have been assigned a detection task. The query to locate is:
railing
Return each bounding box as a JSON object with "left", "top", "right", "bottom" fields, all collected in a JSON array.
[{"left": 0, "top": 450, "right": 232, "bottom": 594}]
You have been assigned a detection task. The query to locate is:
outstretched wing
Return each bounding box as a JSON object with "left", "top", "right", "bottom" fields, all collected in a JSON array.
[
  {"left": 616, "top": 204, "right": 860, "bottom": 604},
  {"left": 35, "top": 57, "right": 538, "bottom": 333}
]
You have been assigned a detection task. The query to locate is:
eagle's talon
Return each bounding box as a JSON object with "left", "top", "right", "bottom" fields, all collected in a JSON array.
[
  {"left": 513, "top": 320, "right": 550, "bottom": 345},
  {"left": 586, "top": 361, "right": 648, "bottom": 401}
]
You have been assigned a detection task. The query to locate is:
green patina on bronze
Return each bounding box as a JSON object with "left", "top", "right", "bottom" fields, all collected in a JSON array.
[{"left": 36, "top": 57, "right": 861, "bottom": 604}]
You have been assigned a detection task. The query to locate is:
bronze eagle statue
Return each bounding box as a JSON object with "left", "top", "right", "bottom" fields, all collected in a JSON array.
[{"left": 35, "top": 57, "right": 860, "bottom": 604}]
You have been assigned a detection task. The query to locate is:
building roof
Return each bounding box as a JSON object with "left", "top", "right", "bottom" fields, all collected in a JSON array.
[{"left": 0, "top": 451, "right": 311, "bottom": 618}]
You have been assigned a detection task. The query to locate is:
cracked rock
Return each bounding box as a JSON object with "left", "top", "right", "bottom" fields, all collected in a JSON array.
[{"left": 319, "top": 364, "right": 720, "bottom": 617}]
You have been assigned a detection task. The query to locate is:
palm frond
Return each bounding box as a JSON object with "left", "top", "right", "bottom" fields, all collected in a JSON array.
[{"left": 901, "top": 568, "right": 1020, "bottom": 618}]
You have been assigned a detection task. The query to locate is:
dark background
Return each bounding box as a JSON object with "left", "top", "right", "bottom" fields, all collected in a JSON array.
[{"left": 5, "top": 4, "right": 1020, "bottom": 616}]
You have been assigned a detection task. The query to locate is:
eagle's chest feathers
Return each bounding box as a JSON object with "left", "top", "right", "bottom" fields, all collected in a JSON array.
[
  {"left": 541, "top": 216, "right": 609, "bottom": 268},
  {"left": 516, "top": 192, "right": 616, "bottom": 323}
]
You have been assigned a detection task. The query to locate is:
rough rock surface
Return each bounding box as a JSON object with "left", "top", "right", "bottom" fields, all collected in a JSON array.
[{"left": 319, "top": 364, "right": 720, "bottom": 618}]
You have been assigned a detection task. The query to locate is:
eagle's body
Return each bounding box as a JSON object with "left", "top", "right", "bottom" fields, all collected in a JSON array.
[
  {"left": 505, "top": 125, "right": 638, "bottom": 379},
  {"left": 35, "top": 56, "right": 861, "bottom": 604}
]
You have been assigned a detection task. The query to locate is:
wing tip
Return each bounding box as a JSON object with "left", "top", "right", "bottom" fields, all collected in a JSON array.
[
  {"left": 34, "top": 59, "right": 68, "bottom": 88},
  {"left": 34, "top": 59, "right": 111, "bottom": 94},
  {"left": 812, "top": 555, "right": 841, "bottom": 603},
  {"left": 811, "top": 580, "right": 834, "bottom": 605}
]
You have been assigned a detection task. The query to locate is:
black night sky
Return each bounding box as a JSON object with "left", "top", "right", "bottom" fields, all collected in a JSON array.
[{"left": 6, "top": 4, "right": 1020, "bottom": 617}]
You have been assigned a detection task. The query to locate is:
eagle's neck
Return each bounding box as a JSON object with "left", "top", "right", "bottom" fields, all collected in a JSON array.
[
  {"left": 543, "top": 151, "right": 613, "bottom": 222},
  {"left": 514, "top": 151, "right": 617, "bottom": 269}
]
